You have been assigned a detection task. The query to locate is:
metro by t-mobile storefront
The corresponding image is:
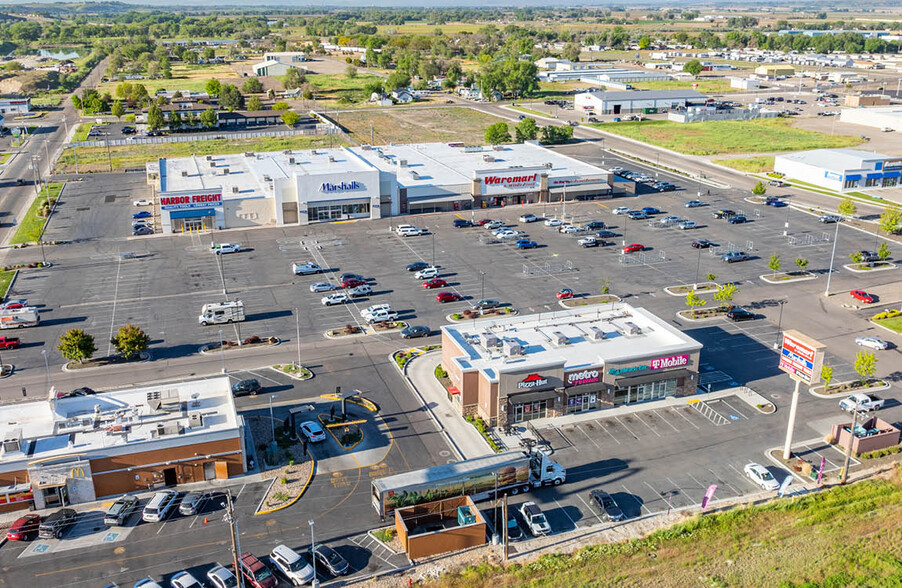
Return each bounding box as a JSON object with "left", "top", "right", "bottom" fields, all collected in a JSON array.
[{"left": 441, "top": 305, "right": 702, "bottom": 427}]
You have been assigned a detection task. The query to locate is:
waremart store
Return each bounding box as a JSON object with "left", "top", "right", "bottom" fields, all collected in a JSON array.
[{"left": 148, "top": 142, "right": 611, "bottom": 231}]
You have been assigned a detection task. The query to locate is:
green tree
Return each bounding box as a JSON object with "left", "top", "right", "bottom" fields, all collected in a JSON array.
[
  {"left": 242, "top": 78, "right": 263, "bottom": 94},
  {"left": 168, "top": 111, "right": 182, "bottom": 130},
  {"left": 345, "top": 64, "right": 358, "bottom": 78},
  {"left": 110, "top": 324, "right": 149, "bottom": 360},
  {"left": 877, "top": 242, "right": 891, "bottom": 261},
  {"left": 111, "top": 100, "right": 125, "bottom": 120},
  {"left": 70, "top": 94, "right": 82, "bottom": 110},
  {"left": 281, "top": 110, "right": 300, "bottom": 126},
  {"left": 795, "top": 257, "right": 809, "bottom": 273},
  {"left": 205, "top": 79, "right": 221, "bottom": 96},
  {"left": 849, "top": 251, "right": 863, "bottom": 264},
  {"left": 160, "top": 56, "right": 172, "bottom": 79},
  {"left": 203, "top": 47, "right": 215, "bottom": 61},
  {"left": 515, "top": 117, "right": 538, "bottom": 143},
  {"left": 838, "top": 197, "right": 857, "bottom": 218},
  {"left": 685, "top": 290, "right": 707, "bottom": 317},
  {"left": 219, "top": 84, "right": 245, "bottom": 111},
  {"left": 820, "top": 365, "right": 834, "bottom": 390},
  {"left": 751, "top": 181, "right": 766, "bottom": 196},
  {"left": 484, "top": 122, "right": 511, "bottom": 145},
  {"left": 638, "top": 35, "right": 652, "bottom": 50},
  {"left": 272, "top": 101, "right": 289, "bottom": 111},
  {"left": 387, "top": 71, "right": 411, "bottom": 90},
  {"left": 146, "top": 105, "right": 164, "bottom": 130},
  {"left": 282, "top": 67, "right": 305, "bottom": 90},
  {"left": 562, "top": 42, "right": 581, "bottom": 62},
  {"left": 58, "top": 329, "right": 96, "bottom": 364},
  {"left": 199, "top": 107, "right": 218, "bottom": 127},
  {"left": 684, "top": 59, "right": 704, "bottom": 76},
  {"left": 247, "top": 96, "right": 263, "bottom": 111},
  {"left": 853, "top": 349, "right": 877, "bottom": 384},
  {"left": 713, "top": 283, "right": 738, "bottom": 307},
  {"left": 539, "top": 124, "right": 573, "bottom": 145},
  {"left": 768, "top": 253, "right": 781, "bottom": 277},
  {"left": 878, "top": 204, "right": 901, "bottom": 234},
  {"left": 705, "top": 273, "right": 717, "bottom": 282}
]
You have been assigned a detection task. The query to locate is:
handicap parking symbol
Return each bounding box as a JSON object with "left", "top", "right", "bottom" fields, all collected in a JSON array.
[
  {"left": 32, "top": 543, "right": 50, "bottom": 554},
  {"left": 729, "top": 414, "right": 740, "bottom": 421},
  {"left": 102, "top": 532, "right": 120, "bottom": 543}
]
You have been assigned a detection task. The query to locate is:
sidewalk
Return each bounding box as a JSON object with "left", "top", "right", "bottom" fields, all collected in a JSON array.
[{"left": 402, "top": 351, "right": 494, "bottom": 460}]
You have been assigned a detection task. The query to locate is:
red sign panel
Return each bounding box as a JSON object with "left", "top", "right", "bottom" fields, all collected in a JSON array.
[{"left": 160, "top": 190, "right": 223, "bottom": 210}]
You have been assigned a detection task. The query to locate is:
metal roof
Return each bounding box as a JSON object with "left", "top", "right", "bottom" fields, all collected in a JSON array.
[{"left": 579, "top": 89, "right": 705, "bottom": 101}]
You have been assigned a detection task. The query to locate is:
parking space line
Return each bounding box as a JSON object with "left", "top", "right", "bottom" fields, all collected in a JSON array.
[
  {"left": 641, "top": 481, "right": 665, "bottom": 509},
  {"left": 575, "top": 424, "right": 602, "bottom": 449},
  {"left": 718, "top": 397, "right": 748, "bottom": 420},
  {"left": 633, "top": 413, "right": 662, "bottom": 437},
  {"left": 727, "top": 463, "right": 753, "bottom": 487},
  {"left": 245, "top": 370, "right": 282, "bottom": 386},
  {"left": 613, "top": 416, "right": 640, "bottom": 440},
  {"left": 593, "top": 419, "right": 622, "bottom": 445},
  {"left": 576, "top": 494, "right": 605, "bottom": 525},
  {"left": 705, "top": 468, "right": 743, "bottom": 498},
  {"left": 668, "top": 406, "right": 701, "bottom": 430},
  {"left": 666, "top": 477, "right": 699, "bottom": 506},
  {"left": 685, "top": 473, "right": 709, "bottom": 499},
  {"left": 653, "top": 409, "right": 681, "bottom": 432},
  {"left": 553, "top": 497, "right": 580, "bottom": 530}
]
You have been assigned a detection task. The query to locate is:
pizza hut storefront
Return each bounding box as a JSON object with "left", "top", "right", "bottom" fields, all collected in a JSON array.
[{"left": 159, "top": 189, "right": 224, "bottom": 234}]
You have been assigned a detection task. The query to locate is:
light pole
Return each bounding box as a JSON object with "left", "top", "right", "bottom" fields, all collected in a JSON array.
[
  {"left": 431, "top": 233, "right": 435, "bottom": 267},
  {"left": 840, "top": 401, "right": 861, "bottom": 484},
  {"left": 694, "top": 246, "right": 702, "bottom": 287},
  {"left": 219, "top": 328, "right": 226, "bottom": 374},
  {"left": 41, "top": 349, "right": 52, "bottom": 394},
  {"left": 696, "top": 169, "right": 702, "bottom": 198},
  {"left": 601, "top": 137, "right": 605, "bottom": 167},
  {"left": 824, "top": 219, "right": 840, "bottom": 296},
  {"left": 295, "top": 307, "right": 302, "bottom": 371},
  {"left": 480, "top": 271, "right": 486, "bottom": 301},
  {"left": 269, "top": 394, "right": 279, "bottom": 444},
  {"left": 655, "top": 152, "right": 660, "bottom": 178},
  {"left": 309, "top": 519, "right": 319, "bottom": 588},
  {"left": 773, "top": 299, "right": 787, "bottom": 349}
]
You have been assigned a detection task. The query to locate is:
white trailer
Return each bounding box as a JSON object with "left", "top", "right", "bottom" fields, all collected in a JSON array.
[
  {"left": 198, "top": 300, "right": 245, "bottom": 326},
  {"left": 0, "top": 307, "right": 40, "bottom": 329}
]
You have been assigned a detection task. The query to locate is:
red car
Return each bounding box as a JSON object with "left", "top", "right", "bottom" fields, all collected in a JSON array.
[
  {"left": 7, "top": 514, "right": 40, "bottom": 541},
  {"left": 622, "top": 243, "right": 644, "bottom": 253},
  {"left": 475, "top": 218, "right": 493, "bottom": 226},
  {"left": 436, "top": 291, "right": 462, "bottom": 303},
  {"left": 556, "top": 288, "right": 574, "bottom": 300},
  {"left": 850, "top": 289, "right": 875, "bottom": 303},
  {"left": 422, "top": 278, "right": 448, "bottom": 289},
  {"left": 341, "top": 278, "right": 366, "bottom": 289}
]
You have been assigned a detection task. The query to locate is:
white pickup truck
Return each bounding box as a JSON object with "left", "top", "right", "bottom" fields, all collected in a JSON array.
[{"left": 839, "top": 393, "right": 885, "bottom": 412}]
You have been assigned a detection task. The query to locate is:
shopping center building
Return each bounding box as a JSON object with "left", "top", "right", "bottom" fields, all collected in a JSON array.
[
  {"left": 0, "top": 377, "right": 245, "bottom": 513},
  {"left": 146, "top": 141, "right": 612, "bottom": 233},
  {"left": 440, "top": 305, "right": 703, "bottom": 427}
]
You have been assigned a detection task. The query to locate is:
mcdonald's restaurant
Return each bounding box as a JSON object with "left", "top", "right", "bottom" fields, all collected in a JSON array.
[{"left": 0, "top": 377, "right": 245, "bottom": 513}]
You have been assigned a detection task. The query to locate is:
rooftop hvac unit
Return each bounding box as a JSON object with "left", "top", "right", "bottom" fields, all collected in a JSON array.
[
  {"left": 283, "top": 150, "right": 292, "bottom": 155},
  {"left": 188, "top": 413, "right": 204, "bottom": 428},
  {"left": 502, "top": 339, "right": 523, "bottom": 356},
  {"left": 205, "top": 155, "right": 212, "bottom": 161},
  {"left": 482, "top": 155, "right": 495, "bottom": 162},
  {"left": 209, "top": 161, "right": 216, "bottom": 168},
  {"left": 1, "top": 428, "right": 22, "bottom": 454},
  {"left": 544, "top": 162, "right": 553, "bottom": 169},
  {"left": 232, "top": 186, "right": 239, "bottom": 193},
  {"left": 146, "top": 389, "right": 181, "bottom": 412},
  {"left": 223, "top": 168, "right": 229, "bottom": 175},
  {"left": 328, "top": 156, "right": 335, "bottom": 163},
  {"left": 409, "top": 171, "right": 420, "bottom": 180},
  {"left": 492, "top": 145, "right": 504, "bottom": 151},
  {"left": 151, "top": 422, "right": 183, "bottom": 438},
  {"left": 288, "top": 157, "right": 295, "bottom": 164},
  {"left": 464, "top": 146, "right": 482, "bottom": 153},
  {"left": 590, "top": 326, "right": 607, "bottom": 341},
  {"left": 398, "top": 159, "right": 407, "bottom": 167},
  {"left": 623, "top": 321, "right": 641, "bottom": 336},
  {"left": 480, "top": 332, "right": 499, "bottom": 348},
  {"left": 553, "top": 331, "right": 569, "bottom": 345},
  {"left": 263, "top": 175, "right": 271, "bottom": 182},
  {"left": 244, "top": 152, "right": 254, "bottom": 157},
  {"left": 361, "top": 145, "right": 372, "bottom": 150},
  {"left": 181, "top": 170, "right": 188, "bottom": 177}
]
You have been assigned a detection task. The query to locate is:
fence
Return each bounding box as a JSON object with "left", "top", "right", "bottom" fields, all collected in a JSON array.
[
  {"left": 787, "top": 232, "right": 832, "bottom": 247},
  {"left": 618, "top": 251, "right": 666, "bottom": 265},
  {"left": 522, "top": 260, "right": 575, "bottom": 275},
  {"left": 70, "top": 125, "right": 335, "bottom": 148}
]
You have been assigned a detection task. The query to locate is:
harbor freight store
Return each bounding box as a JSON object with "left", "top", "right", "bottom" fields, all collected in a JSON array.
[
  {"left": 0, "top": 377, "right": 245, "bottom": 513},
  {"left": 440, "top": 305, "right": 702, "bottom": 428},
  {"left": 147, "top": 142, "right": 612, "bottom": 232}
]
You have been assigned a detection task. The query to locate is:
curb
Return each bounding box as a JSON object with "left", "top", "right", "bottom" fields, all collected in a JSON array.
[
  {"left": 764, "top": 447, "right": 815, "bottom": 486},
  {"left": 663, "top": 283, "right": 719, "bottom": 297},
  {"left": 445, "top": 309, "right": 520, "bottom": 322},
  {"left": 269, "top": 365, "right": 315, "bottom": 381},
  {"left": 808, "top": 380, "right": 890, "bottom": 399},
  {"left": 869, "top": 320, "right": 902, "bottom": 336},
  {"left": 62, "top": 351, "right": 151, "bottom": 372},
  {"left": 559, "top": 295, "right": 621, "bottom": 308},
  {"left": 842, "top": 262, "right": 897, "bottom": 274},
  {"left": 318, "top": 414, "right": 366, "bottom": 451},
  {"left": 759, "top": 272, "right": 817, "bottom": 284},
  {"left": 366, "top": 528, "right": 400, "bottom": 555},
  {"left": 675, "top": 310, "right": 727, "bottom": 322},
  {"left": 198, "top": 339, "right": 281, "bottom": 355},
  {"left": 320, "top": 393, "right": 379, "bottom": 412},
  {"left": 2, "top": 269, "right": 19, "bottom": 300},
  {"left": 324, "top": 323, "right": 408, "bottom": 339},
  {"left": 255, "top": 456, "right": 316, "bottom": 516}
]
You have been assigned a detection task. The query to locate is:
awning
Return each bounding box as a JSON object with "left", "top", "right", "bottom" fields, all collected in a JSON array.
[
  {"left": 408, "top": 194, "right": 473, "bottom": 205},
  {"left": 614, "top": 368, "right": 692, "bottom": 388},
  {"left": 845, "top": 174, "right": 862, "bottom": 181},
  {"left": 549, "top": 182, "right": 611, "bottom": 193},
  {"left": 883, "top": 171, "right": 901, "bottom": 178},
  {"left": 867, "top": 172, "right": 882, "bottom": 180},
  {"left": 170, "top": 208, "right": 216, "bottom": 219},
  {"left": 506, "top": 389, "right": 559, "bottom": 405}
]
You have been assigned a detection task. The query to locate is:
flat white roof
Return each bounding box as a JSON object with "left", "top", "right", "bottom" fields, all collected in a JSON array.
[
  {"left": 776, "top": 148, "right": 892, "bottom": 171},
  {"left": 443, "top": 304, "right": 702, "bottom": 382},
  {"left": 0, "top": 377, "right": 240, "bottom": 471}
]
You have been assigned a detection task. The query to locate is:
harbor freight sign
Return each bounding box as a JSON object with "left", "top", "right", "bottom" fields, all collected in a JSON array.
[
  {"left": 779, "top": 330, "right": 826, "bottom": 385},
  {"left": 160, "top": 189, "right": 223, "bottom": 211}
]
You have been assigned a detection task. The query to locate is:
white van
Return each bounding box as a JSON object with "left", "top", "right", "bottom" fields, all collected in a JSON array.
[
  {"left": 396, "top": 225, "right": 424, "bottom": 237},
  {"left": 142, "top": 490, "right": 178, "bottom": 523},
  {"left": 198, "top": 301, "right": 245, "bottom": 326}
]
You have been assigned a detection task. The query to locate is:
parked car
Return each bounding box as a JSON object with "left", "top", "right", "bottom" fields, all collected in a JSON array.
[
  {"left": 850, "top": 289, "right": 874, "bottom": 303},
  {"left": 497, "top": 230, "right": 523, "bottom": 240},
  {"left": 515, "top": 239, "right": 538, "bottom": 249},
  {"left": 206, "top": 563, "right": 238, "bottom": 588},
  {"left": 422, "top": 278, "right": 448, "bottom": 289},
  {"left": 612, "top": 207, "right": 631, "bottom": 215},
  {"left": 595, "top": 230, "right": 617, "bottom": 239},
  {"left": 473, "top": 299, "right": 500, "bottom": 310},
  {"left": 691, "top": 239, "right": 715, "bottom": 249},
  {"left": 321, "top": 293, "right": 350, "bottom": 306},
  {"left": 6, "top": 514, "right": 40, "bottom": 541},
  {"left": 292, "top": 262, "right": 322, "bottom": 275},
  {"left": 361, "top": 304, "right": 392, "bottom": 319},
  {"left": 678, "top": 220, "right": 697, "bottom": 230},
  {"left": 855, "top": 336, "right": 888, "bottom": 350},
  {"left": 475, "top": 218, "right": 493, "bottom": 226},
  {"left": 721, "top": 251, "right": 749, "bottom": 263},
  {"left": 588, "top": 489, "right": 625, "bottom": 522},
  {"left": 727, "top": 307, "right": 756, "bottom": 322},
  {"left": 104, "top": 495, "right": 140, "bottom": 526},
  {"left": 489, "top": 506, "right": 524, "bottom": 541},
  {"left": 627, "top": 211, "right": 648, "bottom": 220},
  {"left": 743, "top": 463, "right": 779, "bottom": 491},
  {"left": 485, "top": 220, "right": 505, "bottom": 230},
  {"left": 340, "top": 273, "right": 365, "bottom": 284},
  {"left": 310, "top": 544, "right": 350, "bottom": 576},
  {"left": 348, "top": 284, "right": 372, "bottom": 297},
  {"left": 436, "top": 291, "right": 462, "bottom": 303},
  {"left": 819, "top": 214, "right": 843, "bottom": 224},
  {"left": 400, "top": 326, "right": 430, "bottom": 339},
  {"left": 211, "top": 243, "right": 241, "bottom": 255},
  {"left": 232, "top": 379, "right": 262, "bottom": 397},
  {"left": 658, "top": 215, "right": 681, "bottom": 226},
  {"left": 578, "top": 236, "right": 601, "bottom": 247},
  {"left": 415, "top": 266, "right": 440, "bottom": 280},
  {"left": 309, "top": 282, "right": 333, "bottom": 293},
  {"left": 452, "top": 219, "right": 473, "bottom": 228},
  {"left": 142, "top": 490, "right": 178, "bottom": 523},
  {"left": 179, "top": 491, "right": 209, "bottom": 516},
  {"left": 121, "top": 126, "right": 136, "bottom": 135},
  {"left": 622, "top": 243, "right": 644, "bottom": 253},
  {"left": 133, "top": 226, "right": 154, "bottom": 236},
  {"left": 712, "top": 209, "right": 736, "bottom": 219},
  {"left": 586, "top": 221, "right": 606, "bottom": 230},
  {"left": 132, "top": 210, "right": 152, "bottom": 219},
  {"left": 406, "top": 261, "right": 429, "bottom": 272},
  {"left": 367, "top": 309, "right": 399, "bottom": 323},
  {"left": 685, "top": 200, "right": 704, "bottom": 208},
  {"left": 170, "top": 571, "right": 204, "bottom": 588},
  {"left": 0, "top": 336, "right": 22, "bottom": 350},
  {"left": 544, "top": 218, "right": 563, "bottom": 227},
  {"left": 560, "top": 225, "right": 584, "bottom": 234},
  {"left": 397, "top": 226, "right": 426, "bottom": 237},
  {"left": 556, "top": 288, "right": 574, "bottom": 300},
  {"left": 133, "top": 198, "right": 152, "bottom": 206},
  {"left": 855, "top": 251, "right": 880, "bottom": 263},
  {"left": 270, "top": 544, "right": 316, "bottom": 586},
  {"left": 519, "top": 501, "right": 550, "bottom": 536},
  {"left": 300, "top": 421, "right": 327, "bottom": 442},
  {"left": 641, "top": 207, "right": 660, "bottom": 215},
  {"left": 839, "top": 393, "right": 885, "bottom": 412},
  {"left": 727, "top": 215, "right": 748, "bottom": 224},
  {"left": 519, "top": 214, "right": 538, "bottom": 223},
  {"left": 134, "top": 580, "right": 163, "bottom": 588},
  {"left": 238, "top": 552, "right": 278, "bottom": 588},
  {"left": 39, "top": 508, "right": 77, "bottom": 539}
]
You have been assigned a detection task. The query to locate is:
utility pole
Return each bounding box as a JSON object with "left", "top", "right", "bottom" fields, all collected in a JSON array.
[
  {"left": 824, "top": 219, "right": 840, "bottom": 296},
  {"left": 502, "top": 493, "right": 509, "bottom": 562},
  {"left": 295, "top": 307, "right": 302, "bottom": 371},
  {"left": 224, "top": 490, "right": 243, "bottom": 588},
  {"left": 840, "top": 402, "right": 861, "bottom": 484},
  {"left": 309, "top": 519, "right": 319, "bottom": 588}
]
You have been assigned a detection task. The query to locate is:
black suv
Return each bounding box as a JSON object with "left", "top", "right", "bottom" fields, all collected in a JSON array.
[
  {"left": 39, "top": 508, "right": 77, "bottom": 539},
  {"left": 453, "top": 219, "right": 473, "bottom": 228},
  {"left": 231, "top": 379, "right": 261, "bottom": 397},
  {"left": 727, "top": 307, "right": 756, "bottom": 322},
  {"left": 586, "top": 221, "right": 606, "bottom": 230}
]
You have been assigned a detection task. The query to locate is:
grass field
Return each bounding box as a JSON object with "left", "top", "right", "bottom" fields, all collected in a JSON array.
[
  {"left": 875, "top": 316, "right": 902, "bottom": 333},
  {"left": 96, "top": 64, "right": 241, "bottom": 96},
  {"left": 30, "top": 95, "right": 63, "bottom": 108},
  {"left": 533, "top": 81, "right": 596, "bottom": 100},
  {"left": 429, "top": 465, "right": 902, "bottom": 588},
  {"left": 509, "top": 105, "right": 551, "bottom": 119},
  {"left": 630, "top": 78, "right": 737, "bottom": 94},
  {"left": 56, "top": 135, "right": 345, "bottom": 174},
  {"left": 713, "top": 156, "right": 776, "bottom": 173},
  {"left": 338, "top": 106, "right": 505, "bottom": 145},
  {"left": 11, "top": 182, "right": 64, "bottom": 244},
  {"left": 0, "top": 270, "right": 14, "bottom": 299},
  {"left": 305, "top": 72, "right": 387, "bottom": 106},
  {"left": 593, "top": 118, "right": 864, "bottom": 156}
]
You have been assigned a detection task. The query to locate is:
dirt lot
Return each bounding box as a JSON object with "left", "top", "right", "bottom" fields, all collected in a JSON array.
[{"left": 339, "top": 106, "right": 506, "bottom": 145}]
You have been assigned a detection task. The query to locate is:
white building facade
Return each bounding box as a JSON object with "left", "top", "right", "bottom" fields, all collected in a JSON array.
[{"left": 774, "top": 149, "right": 902, "bottom": 192}]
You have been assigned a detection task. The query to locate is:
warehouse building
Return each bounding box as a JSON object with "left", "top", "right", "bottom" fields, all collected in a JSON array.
[
  {"left": 147, "top": 142, "right": 612, "bottom": 232},
  {"left": 0, "top": 377, "right": 245, "bottom": 513},
  {"left": 441, "top": 305, "right": 703, "bottom": 428},
  {"left": 840, "top": 106, "right": 902, "bottom": 132},
  {"left": 574, "top": 89, "right": 706, "bottom": 115},
  {"left": 774, "top": 149, "right": 902, "bottom": 192}
]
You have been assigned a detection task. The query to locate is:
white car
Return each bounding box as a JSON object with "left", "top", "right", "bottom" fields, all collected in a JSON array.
[
  {"left": 206, "top": 564, "right": 237, "bottom": 588},
  {"left": 659, "top": 215, "right": 682, "bottom": 225},
  {"left": 300, "top": 421, "right": 326, "bottom": 442},
  {"left": 348, "top": 284, "right": 372, "bottom": 297},
  {"left": 612, "top": 207, "right": 631, "bottom": 215},
  {"left": 560, "top": 225, "right": 583, "bottom": 234},
  {"left": 170, "top": 571, "right": 204, "bottom": 588},
  {"left": 519, "top": 501, "right": 551, "bottom": 536},
  {"left": 544, "top": 218, "right": 563, "bottom": 227},
  {"left": 678, "top": 220, "right": 697, "bottom": 230},
  {"left": 856, "top": 336, "right": 889, "bottom": 350},
  {"left": 685, "top": 200, "right": 704, "bottom": 208},
  {"left": 743, "top": 463, "right": 779, "bottom": 491},
  {"left": 270, "top": 544, "right": 316, "bottom": 585},
  {"left": 415, "top": 266, "right": 440, "bottom": 279},
  {"left": 485, "top": 220, "right": 504, "bottom": 230},
  {"left": 367, "top": 309, "right": 399, "bottom": 323},
  {"left": 133, "top": 198, "right": 152, "bottom": 206},
  {"left": 519, "top": 214, "right": 538, "bottom": 223},
  {"left": 292, "top": 261, "right": 322, "bottom": 275},
  {"left": 398, "top": 226, "right": 425, "bottom": 237},
  {"left": 309, "top": 282, "right": 334, "bottom": 293},
  {"left": 498, "top": 231, "right": 522, "bottom": 240},
  {"left": 321, "top": 293, "right": 350, "bottom": 306},
  {"left": 493, "top": 227, "right": 515, "bottom": 236},
  {"left": 361, "top": 304, "right": 392, "bottom": 319},
  {"left": 211, "top": 243, "right": 241, "bottom": 255}
]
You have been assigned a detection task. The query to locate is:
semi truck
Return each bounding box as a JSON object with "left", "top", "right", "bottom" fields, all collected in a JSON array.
[
  {"left": 371, "top": 450, "right": 566, "bottom": 518},
  {"left": 0, "top": 307, "right": 40, "bottom": 329},
  {"left": 198, "top": 301, "right": 245, "bottom": 326}
]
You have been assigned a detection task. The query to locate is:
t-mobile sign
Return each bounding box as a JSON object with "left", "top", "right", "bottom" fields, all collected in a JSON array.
[{"left": 649, "top": 354, "right": 689, "bottom": 370}]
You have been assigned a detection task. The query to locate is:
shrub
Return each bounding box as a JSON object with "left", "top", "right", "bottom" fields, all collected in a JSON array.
[
  {"left": 435, "top": 365, "right": 448, "bottom": 379},
  {"left": 242, "top": 335, "right": 261, "bottom": 345},
  {"left": 872, "top": 309, "right": 901, "bottom": 320},
  {"left": 859, "top": 445, "right": 901, "bottom": 459},
  {"left": 463, "top": 309, "right": 475, "bottom": 318}
]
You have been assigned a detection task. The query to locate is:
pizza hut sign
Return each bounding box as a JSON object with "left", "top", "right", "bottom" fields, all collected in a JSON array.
[
  {"left": 566, "top": 369, "right": 600, "bottom": 386},
  {"left": 518, "top": 373, "right": 549, "bottom": 389}
]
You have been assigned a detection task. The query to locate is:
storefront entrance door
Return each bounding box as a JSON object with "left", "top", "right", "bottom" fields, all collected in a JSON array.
[{"left": 184, "top": 219, "right": 204, "bottom": 232}]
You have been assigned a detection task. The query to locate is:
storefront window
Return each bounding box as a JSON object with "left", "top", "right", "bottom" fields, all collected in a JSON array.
[
  {"left": 566, "top": 393, "right": 599, "bottom": 414},
  {"left": 613, "top": 378, "right": 677, "bottom": 405},
  {"left": 513, "top": 400, "right": 547, "bottom": 422},
  {"left": 309, "top": 203, "right": 370, "bottom": 221}
]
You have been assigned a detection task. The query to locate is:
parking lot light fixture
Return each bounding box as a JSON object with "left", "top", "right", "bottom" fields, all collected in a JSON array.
[
  {"left": 309, "top": 519, "right": 319, "bottom": 588},
  {"left": 773, "top": 300, "right": 787, "bottom": 349},
  {"left": 824, "top": 220, "right": 840, "bottom": 296},
  {"left": 269, "top": 394, "right": 278, "bottom": 444},
  {"left": 480, "top": 271, "right": 486, "bottom": 301},
  {"left": 219, "top": 329, "right": 226, "bottom": 374}
]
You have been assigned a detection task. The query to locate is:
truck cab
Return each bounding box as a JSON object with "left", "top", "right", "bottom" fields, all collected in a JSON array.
[{"left": 530, "top": 451, "right": 566, "bottom": 487}]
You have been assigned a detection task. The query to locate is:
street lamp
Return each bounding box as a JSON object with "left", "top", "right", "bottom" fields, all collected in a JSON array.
[
  {"left": 431, "top": 233, "right": 436, "bottom": 267},
  {"left": 480, "top": 271, "right": 486, "bottom": 301},
  {"left": 694, "top": 246, "right": 702, "bottom": 287},
  {"left": 269, "top": 394, "right": 279, "bottom": 444},
  {"left": 219, "top": 329, "right": 226, "bottom": 374},
  {"left": 41, "top": 349, "right": 52, "bottom": 394},
  {"left": 309, "top": 520, "right": 319, "bottom": 588},
  {"left": 824, "top": 219, "right": 841, "bottom": 296},
  {"left": 773, "top": 299, "right": 787, "bottom": 349},
  {"left": 696, "top": 169, "right": 702, "bottom": 198},
  {"left": 601, "top": 137, "right": 605, "bottom": 167}
]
